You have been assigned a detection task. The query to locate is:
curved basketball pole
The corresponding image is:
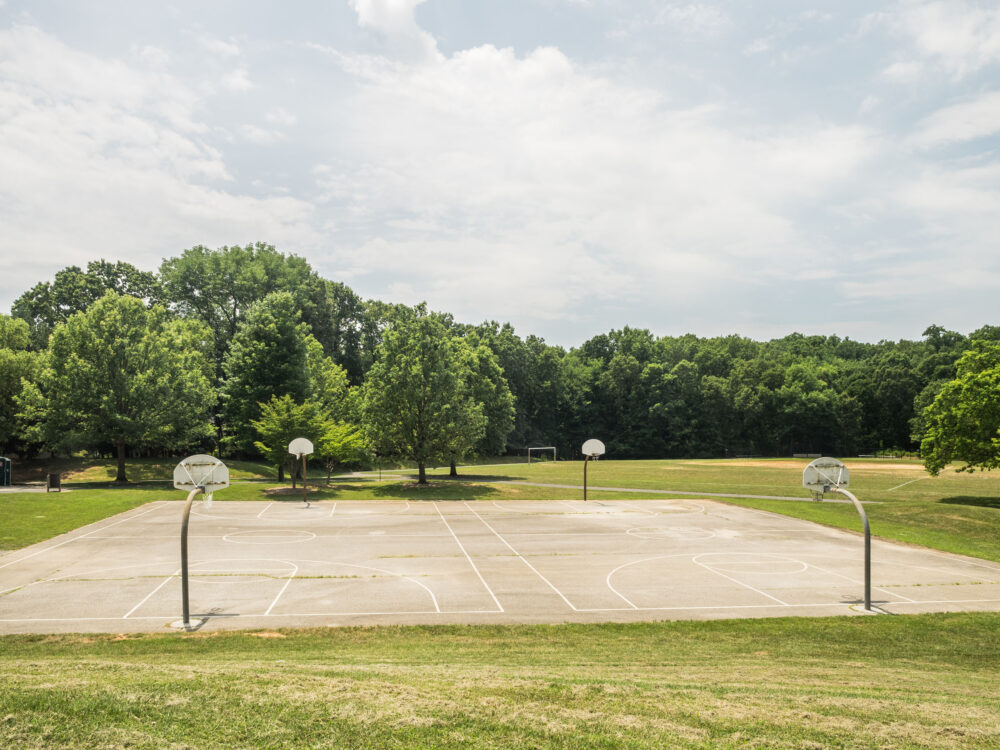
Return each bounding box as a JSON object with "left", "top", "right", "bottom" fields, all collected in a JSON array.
[
  {"left": 180, "top": 485, "right": 205, "bottom": 629},
  {"left": 831, "top": 485, "right": 872, "bottom": 612}
]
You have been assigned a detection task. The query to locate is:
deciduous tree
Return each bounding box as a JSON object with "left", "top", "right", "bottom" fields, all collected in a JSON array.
[
  {"left": 361, "top": 312, "right": 484, "bottom": 484},
  {"left": 921, "top": 341, "right": 1000, "bottom": 475},
  {"left": 18, "top": 293, "right": 214, "bottom": 481}
]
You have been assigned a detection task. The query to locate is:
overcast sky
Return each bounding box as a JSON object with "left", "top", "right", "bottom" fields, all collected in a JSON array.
[{"left": 1, "top": 1, "right": 998, "bottom": 347}]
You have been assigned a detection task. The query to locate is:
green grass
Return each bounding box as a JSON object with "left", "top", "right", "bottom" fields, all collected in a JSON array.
[
  {"left": 1, "top": 613, "right": 997, "bottom": 748},
  {"left": 8, "top": 456, "right": 276, "bottom": 484}
]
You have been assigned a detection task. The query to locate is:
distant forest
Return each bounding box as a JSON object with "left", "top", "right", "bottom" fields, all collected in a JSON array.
[{"left": 2, "top": 243, "right": 996, "bottom": 465}]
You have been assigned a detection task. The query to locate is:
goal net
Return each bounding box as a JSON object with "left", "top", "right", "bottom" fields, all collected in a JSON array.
[{"left": 527, "top": 446, "right": 557, "bottom": 463}]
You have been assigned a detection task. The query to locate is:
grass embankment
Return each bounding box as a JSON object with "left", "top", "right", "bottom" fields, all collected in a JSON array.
[{"left": 1, "top": 613, "right": 997, "bottom": 748}]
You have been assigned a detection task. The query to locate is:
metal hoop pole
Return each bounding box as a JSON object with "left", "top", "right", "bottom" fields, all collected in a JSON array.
[
  {"left": 301, "top": 454, "right": 308, "bottom": 506},
  {"left": 833, "top": 487, "right": 871, "bottom": 611},
  {"left": 180, "top": 486, "right": 204, "bottom": 628}
]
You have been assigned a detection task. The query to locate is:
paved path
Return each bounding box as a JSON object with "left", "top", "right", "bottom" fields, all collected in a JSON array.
[{"left": 498, "top": 480, "right": 872, "bottom": 504}]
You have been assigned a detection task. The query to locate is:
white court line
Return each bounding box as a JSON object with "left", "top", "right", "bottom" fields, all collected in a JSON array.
[
  {"left": 256, "top": 502, "right": 274, "bottom": 519},
  {"left": 329, "top": 502, "right": 338, "bottom": 518},
  {"left": 604, "top": 553, "right": 698, "bottom": 609},
  {"left": 902, "top": 548, "right": 1000, "bottom": 574},
  {"left": 264, "top": 561, "right": 299, "bottom": 616},
  {"left": 886, "top": 477, "right": 927, "bottom": 492},
  {"left": 0, "top": 502, "right": 168, "bottom": 571},
  {"left": 462, "top": 501, "right": 577, "bottom": 611},
  {"left": 692, "top": 553, "right": 789, "bottom": 606},
  {"left": 123, "top": 568, "right": 180, "bottom": 618},
  {"left": 433, "top": 504, "right": 503, "bottom": 612}
]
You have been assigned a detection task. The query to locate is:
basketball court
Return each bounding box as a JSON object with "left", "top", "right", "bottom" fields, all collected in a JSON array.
[{"left": 1, "top": 496, "right": 998, "bottom": 633}]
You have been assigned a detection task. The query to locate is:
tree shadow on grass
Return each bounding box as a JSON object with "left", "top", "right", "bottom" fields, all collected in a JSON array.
[
  {"left": 938, "top": 496, "right": 1000, "bottom": 509},
  {"left": 265, "top": 481, "right": 502, "bottom": 501}
]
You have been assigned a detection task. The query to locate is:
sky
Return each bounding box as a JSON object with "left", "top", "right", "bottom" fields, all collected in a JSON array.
[{"left": 1, "top": 0, "right": 998, "bottom": 348}]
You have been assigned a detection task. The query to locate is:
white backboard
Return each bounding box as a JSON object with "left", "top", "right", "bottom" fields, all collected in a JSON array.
[
  {"left": 173, "top": 455, "right": 229, "bottom": 492},
  {"left": 582, "top": 438, "right": 606, "bottom": 457},
  {"left": 802, "top": 457, "right": 849, "bottom": 492},
  {"left": 288, "top": 437, "right": 314, "bottom": 456}
]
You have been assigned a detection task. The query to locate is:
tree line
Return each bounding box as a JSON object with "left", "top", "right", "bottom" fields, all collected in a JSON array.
[{"left": 2, "top": 244, "right": 998, "bottom": 481}]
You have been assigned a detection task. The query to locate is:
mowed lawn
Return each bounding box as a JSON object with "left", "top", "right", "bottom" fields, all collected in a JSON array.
[
  {"left": 1, "top": 614, "right": 997, "bottom": 749},
  {"left": 2, "top": 457, "right": 998, "bottom": 562}
]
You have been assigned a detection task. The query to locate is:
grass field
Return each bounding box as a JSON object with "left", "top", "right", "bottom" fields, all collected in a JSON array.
[
  {"left": 2, "top": 457, "right": 998, "bottom": 562},
  {"left": 1, "top": 613, "right": 997, "bottom": 748}
]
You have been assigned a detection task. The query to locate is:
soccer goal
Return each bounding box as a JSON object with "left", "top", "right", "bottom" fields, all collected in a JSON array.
[{"left": 527, "top": 446, "right": 557, "bottom": 463}]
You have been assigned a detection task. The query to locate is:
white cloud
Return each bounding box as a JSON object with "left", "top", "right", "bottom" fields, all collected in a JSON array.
[
  {"left": 655, "top": 4, "right": 731, "bottom": 35},
  {"left": 859, "top": 95, "right": 879, "bottom": 114},
  {"left": 348, "top": 0, "right": 440, "bottom": 61},
  {"left": 316, "top": 40, "right": 878, "bottom": 327},
  {"left": 200, "top": 35, "right": 240, "bottom": 57},
  {"left": 0, "top": 25, "right": 321, "bottom": 308},
  {"left": 743, "top": 38, "right": 771, "bottom": 56},
  {"left": 909, "top": 91, "right": 1000, "bottom": 147},
  {"left": 221, "top": 67, "right": 253, "bottom": 91},
  {"left": 132, "top": 44, "right": 170, "bottom": 68},
  {"left": 880, "top": 59, "right": 923, "bottom": 82},
  {"left": 265, "top": 108, "right": 297, "bottom": 127},
  {"left": 882, "top": 1, "right": 1000, "bottom": 79},
  {"left": 240, "top": 124, "right": 285, "bottom": 144}
]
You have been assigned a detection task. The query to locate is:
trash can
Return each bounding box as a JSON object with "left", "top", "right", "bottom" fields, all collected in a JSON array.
[
  {"left": 0, "top": 457, "right": 10, "bottom": 486},
  {"left": 46, "top": 472, "right": 61, "bottom": 492}
]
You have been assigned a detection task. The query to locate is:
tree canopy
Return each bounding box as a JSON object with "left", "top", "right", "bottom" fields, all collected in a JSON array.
[
  {"left": 361, "top": 311, "right": 485, "bottom": 484},
  {"left": 17, "top": 293, "right": 215, "bottom": 481},
  {"left": 4, "top": 243, "right": 996, "bottom": 477},
  {"left": 921, "top": 341, "right": 1000, "bottom": 475}
]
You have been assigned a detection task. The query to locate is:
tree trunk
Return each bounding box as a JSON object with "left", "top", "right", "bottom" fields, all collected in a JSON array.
[
  {"left": 449, "top": 459, "right": 458, "bottom": 478},
  {"left": 115, "top": 442, "right": 128, "bottom": 483},
  {"left": 289, "top": 456, "right": 296, "bottom": 488},
  {"left": 418, "top": 461, "right": 427, "bottom": 485},
  {"left": 278, "top": 464, "right": 285, "bottom": 482}
]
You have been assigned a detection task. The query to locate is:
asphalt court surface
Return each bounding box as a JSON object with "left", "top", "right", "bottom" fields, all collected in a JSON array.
[{"left": 1, "top": 497, "right": 998, "bottom": 633}]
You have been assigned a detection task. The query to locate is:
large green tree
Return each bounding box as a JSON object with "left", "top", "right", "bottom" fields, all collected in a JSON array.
[
  {"left": 921, "top": 341, "right": 1000, "bottom": 475},
  {"left": 252, "top": 395, "right": 329, "bottom": 484},
  {"left": 18, "top": 293, "right": 215, "bottom": 481},
  {"left": 219, "top": 292, "right": 311, "bottom": 454},
  {"left": 160, "top": 243, "right": 364, "bottom": 375},
  {"left": 0, "top": 315, "right": 39, "bottom": 453},
  {"left": 361, "top": 311, "right": 485, "bottom": 484},
  {"left": 12, "top": 260, "right": 161, "bottom": 349}
]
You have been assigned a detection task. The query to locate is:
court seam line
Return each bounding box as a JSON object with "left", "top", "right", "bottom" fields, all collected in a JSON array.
[
  {"left": 462, "top": 501, "right": 578, "bottom": 611},
  {"left": 804, "top": 561, "right": 918, "bottom": 603},
  {"left": 0, "top": 502, "right": 168, "bottom": 571},
  {"left": 433, "top": 503, "right": 504, "bottom": 612}
]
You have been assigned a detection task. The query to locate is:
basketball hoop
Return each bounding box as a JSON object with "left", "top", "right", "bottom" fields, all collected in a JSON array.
[
  {"left": 581, "top": 439, "right": 606, "bottom": 501},
  {"left": 801, "top": 457, "right": 872, "bottom": 611}
]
